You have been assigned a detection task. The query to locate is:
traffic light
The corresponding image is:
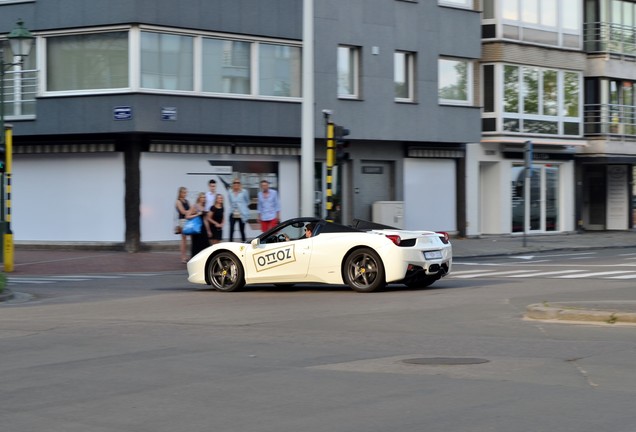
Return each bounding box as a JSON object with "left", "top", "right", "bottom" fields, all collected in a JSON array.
[{"left": 334, "top": 125, "right": 350, "bottom": 164}]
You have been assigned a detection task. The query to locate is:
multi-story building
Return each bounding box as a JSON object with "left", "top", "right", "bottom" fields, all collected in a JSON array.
[
  {"left": 581, "top": 0, "right": 636, "bottom": 230},
  {"left": 469, "top": 0, "right": 636, "bottom": 236},
  {"left": 467, "top": 0, "right": 586, "bottom": 236},
  {"left": 0, "top": 0, "right": 481, "bottom": 250}
]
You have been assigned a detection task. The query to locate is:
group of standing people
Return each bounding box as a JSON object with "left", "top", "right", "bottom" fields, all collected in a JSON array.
[{"left": 175, "top": 177, "right": 281, "bottom": 263}]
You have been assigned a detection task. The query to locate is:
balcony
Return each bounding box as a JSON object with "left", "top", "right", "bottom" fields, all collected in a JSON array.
[
  {"left": 584, "top": 22, "right": 636, "bottom": 57},
  {"left": 1, "top": 68, "right": 37, "bottom": 119},
  {"left": 585, "top": 103, "right": 636, "bottom": 138}
]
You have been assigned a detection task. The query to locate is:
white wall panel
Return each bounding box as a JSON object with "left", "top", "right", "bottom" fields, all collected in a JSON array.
[
  {"left": 404, "top": 159, "right": 456, "bottom": 232},
  {"left": 12, "top": 153, "right": 125, "bottom": 242}
]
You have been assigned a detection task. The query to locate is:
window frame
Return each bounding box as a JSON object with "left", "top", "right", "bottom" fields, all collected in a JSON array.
[
  {"left": 40, "top": 25, "right": 302, "bottom": 102},
  {"left": 438, "top": 57, "right": 474, "bottom": 106},
  {"left": 41, "top": 26, "right": 132, "bottom": 96},
  {"left": 337, "top": 45, "right": 361, "bottom": 100},
  {"left": 491, "top": 0, "right": 582, "bottom": 49},
  {"left": 484, "top": 63, "right": 583, "bottom": 137},
  {"left": 438, "top": 0, "right": 472, "bottom": 10},
  {"left": 394, "top": 50, "right": 416, "bottom": 102}
]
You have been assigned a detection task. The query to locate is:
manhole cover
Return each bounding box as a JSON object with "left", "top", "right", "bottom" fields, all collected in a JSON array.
[{"left": 402, "top": 357, "right": 490, "bottom": 366}]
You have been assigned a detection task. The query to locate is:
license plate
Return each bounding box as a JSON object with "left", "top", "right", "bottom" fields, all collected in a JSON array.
[{"left": 424, "top": 250, "right": 443, "bottom": 260}]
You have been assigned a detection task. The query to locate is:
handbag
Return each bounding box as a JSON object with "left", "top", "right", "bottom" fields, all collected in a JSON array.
[
  {"left": 174, "top": 219, "right": 186, "bottom": 235},
  {"left": 182, "top": 216, "right": 202, "bottom": 235}
]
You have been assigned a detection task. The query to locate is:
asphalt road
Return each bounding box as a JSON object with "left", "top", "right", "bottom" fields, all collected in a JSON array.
[{"left": 2, "top": 254, "right": 636, "bottom": 432}]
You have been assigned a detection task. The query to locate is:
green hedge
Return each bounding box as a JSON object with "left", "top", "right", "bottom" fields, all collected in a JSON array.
[{"left": 0, "top": 272, "right": 5, "bottom": 293}]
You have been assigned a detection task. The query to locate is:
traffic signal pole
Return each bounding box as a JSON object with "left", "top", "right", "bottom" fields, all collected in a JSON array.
[
  {"left": 325, "top": 119, "right": 336, "bottom": 221},
  {"left": 3, "top": 125, "right": 13, "bottom": 271}
]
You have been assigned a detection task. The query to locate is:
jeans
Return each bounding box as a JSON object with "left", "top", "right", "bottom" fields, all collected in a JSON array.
[{"left": 229, "top": 216, "right": 246, "bottom": 242}]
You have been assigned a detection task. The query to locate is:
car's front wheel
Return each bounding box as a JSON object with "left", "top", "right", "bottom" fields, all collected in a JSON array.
[
  {"left": 207, "top": 252, "right": 245, "bottom": 292},
  {"left": 343, "top": 248, "right": 385, "bottom": 293}
]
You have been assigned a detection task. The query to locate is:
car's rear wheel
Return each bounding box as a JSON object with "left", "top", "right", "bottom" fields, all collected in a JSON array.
[
  {"left": 343, "top": 248, "right": 385, "bottom": 293},
  {"left": 207, "top": 252, "right": 245, "bottom": 292}
]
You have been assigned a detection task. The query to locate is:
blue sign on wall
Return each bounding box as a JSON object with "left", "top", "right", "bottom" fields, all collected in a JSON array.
[
  {"left": 113, "top": 106, "right": 133, "bottom": 121},
  {"left": 161, "top": 107, "right": 177, "bottom": 121}
]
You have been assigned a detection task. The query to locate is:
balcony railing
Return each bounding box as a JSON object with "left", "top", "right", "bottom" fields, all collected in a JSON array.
[
  {"left": 584, "top": 22, "right": 636, "bottom": 56},
  {"left": 1, "top": 68, "right": 37, "bottom": 118},
  {"left": 585, "top": 103, "right": 636, "bottom": 138}
]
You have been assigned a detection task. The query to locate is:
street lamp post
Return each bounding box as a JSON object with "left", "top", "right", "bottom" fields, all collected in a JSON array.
[{"left": 1, "top": 19, "right": 34, "bottom": 271}]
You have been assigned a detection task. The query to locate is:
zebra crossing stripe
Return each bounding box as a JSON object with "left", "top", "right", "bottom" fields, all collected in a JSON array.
[
  {"left": 507, "top": 270, "right": 584, "bottom": 278},
  {"left": 452, "top": 270, "right": 536, "bottom": 279},
  {"left": 608, "top": 273, "right": 636, "bottom": 279},
  {"left": 556, "top": 271, "right": 634, "bottom": 279}
]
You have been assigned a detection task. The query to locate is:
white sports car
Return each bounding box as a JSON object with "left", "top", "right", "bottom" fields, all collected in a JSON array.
[{"left": 187, "top": 218, "right": 452, "bottom": 293}]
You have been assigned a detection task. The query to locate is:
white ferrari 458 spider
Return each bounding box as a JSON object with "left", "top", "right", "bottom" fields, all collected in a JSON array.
[{"left": 187, "top": 217, "right": 452, "bottom": 293}]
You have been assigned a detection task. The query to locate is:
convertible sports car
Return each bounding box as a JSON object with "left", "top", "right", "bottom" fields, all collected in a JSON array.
[{"left": 187, "top": 217, "right": 452, "bottom": 293}]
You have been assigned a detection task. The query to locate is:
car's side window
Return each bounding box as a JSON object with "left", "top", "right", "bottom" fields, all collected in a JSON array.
[{"left": 264, "top": 223, "right": 315, "bottom": 243}]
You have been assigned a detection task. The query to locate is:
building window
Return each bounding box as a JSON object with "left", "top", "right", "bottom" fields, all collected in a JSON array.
[
  {"left": 337, "top": 45, "right": 360, "bottom": 99},
  {"left": 584, "top": 0, "right": 636, "bottom": 55},
  {"left": 140, "top": 31, "right": 194, "bottom": 91},
  {"left": 46, "top": 32, "right": 129, "bottom": 91},
  {"left": 394, "top": 51, "right": 415, "bottom": 101},
  {"left": 202, "top": 38, "right": 251, "bottom": 95},
  {"left": 494, "top": 0, "right": 581, "bottom": 48},
  {"left": 439, "top": 0, "right": 472, "bottom": 9},
  {"left": 41, "top": 27, "right": 302, "bottom": 101},
  {"left": 438, "top": 58, "right": 473, "bottom": 105},
  {"left": 499, "top": 64, "right": 581, "bottom": 136},
  {"left": 258, "top": 43, "right": 301, "bottom": 97}
]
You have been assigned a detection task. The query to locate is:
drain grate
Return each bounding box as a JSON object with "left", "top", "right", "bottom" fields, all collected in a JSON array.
[{"left": 402, "top": 357, "right": 490, "bottom": 366}]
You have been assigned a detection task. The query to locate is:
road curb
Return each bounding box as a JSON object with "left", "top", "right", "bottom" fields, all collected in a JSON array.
[{"left": 526, "top": 303, "right": 636, "bottom": 325}]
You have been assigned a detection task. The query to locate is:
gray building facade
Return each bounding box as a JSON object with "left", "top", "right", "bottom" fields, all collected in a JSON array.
[{"left": 1, "top": 0, "right": 481, "bottom": 250}]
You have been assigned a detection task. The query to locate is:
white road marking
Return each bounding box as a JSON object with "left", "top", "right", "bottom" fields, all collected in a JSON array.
[
  {"left": 555, "top": 271, "right": 634, "bottom": 278},
  {"left": 506, "top": 270, "right": 584, "bottom": 278},
  {"left": 452, "top": 270, "right": 537, "bottom": 279}
]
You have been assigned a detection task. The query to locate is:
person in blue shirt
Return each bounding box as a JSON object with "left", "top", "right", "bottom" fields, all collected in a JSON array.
[
  {"left": 228, "top": 178, "right": 250, "bottom": 242},
  {"left": 257, "top": 180, "right": 281, "bottom": 232}
]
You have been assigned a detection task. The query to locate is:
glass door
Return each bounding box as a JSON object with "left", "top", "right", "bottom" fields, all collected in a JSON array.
[{"left": 511, "top": 163, "right": 560, "bottom": 232}]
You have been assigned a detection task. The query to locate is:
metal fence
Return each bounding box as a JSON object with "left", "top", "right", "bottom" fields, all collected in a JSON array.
[
  {"left": 585, "top": 103, "right": 636, "bottom": 138},
  {"left": 584, "top": 22, "right": 636, "bottom": 56},
  {"left": 1, "top": 68, "right": 37, "bottom": 118}
]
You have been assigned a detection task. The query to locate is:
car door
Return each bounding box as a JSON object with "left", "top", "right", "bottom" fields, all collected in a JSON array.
[{"left": 244, "top": 237, "right": 313, "bottom": 284}]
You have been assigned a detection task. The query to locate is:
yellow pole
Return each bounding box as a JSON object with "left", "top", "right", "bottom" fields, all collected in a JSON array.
[
  {"left": 4, "top": 125, "right": 14, "bottom": 272},
  {"left": 325, "top": 121, "right": 335, "bottom": 221}
]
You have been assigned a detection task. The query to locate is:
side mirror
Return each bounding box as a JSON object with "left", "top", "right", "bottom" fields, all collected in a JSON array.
[{"left": 251, "top": 238, "right": 260, "bottom": 248}]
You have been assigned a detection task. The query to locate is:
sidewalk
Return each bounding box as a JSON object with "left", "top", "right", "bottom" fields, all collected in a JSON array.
[
  {"left": 2, "top": 232, "right": 636, "bottom": 324},
  {"left": 6, "top": 230, "right": 636, "bottom": 275},
  {"left": 451, "top": 230, "right": 636, "bottom": 258}
]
